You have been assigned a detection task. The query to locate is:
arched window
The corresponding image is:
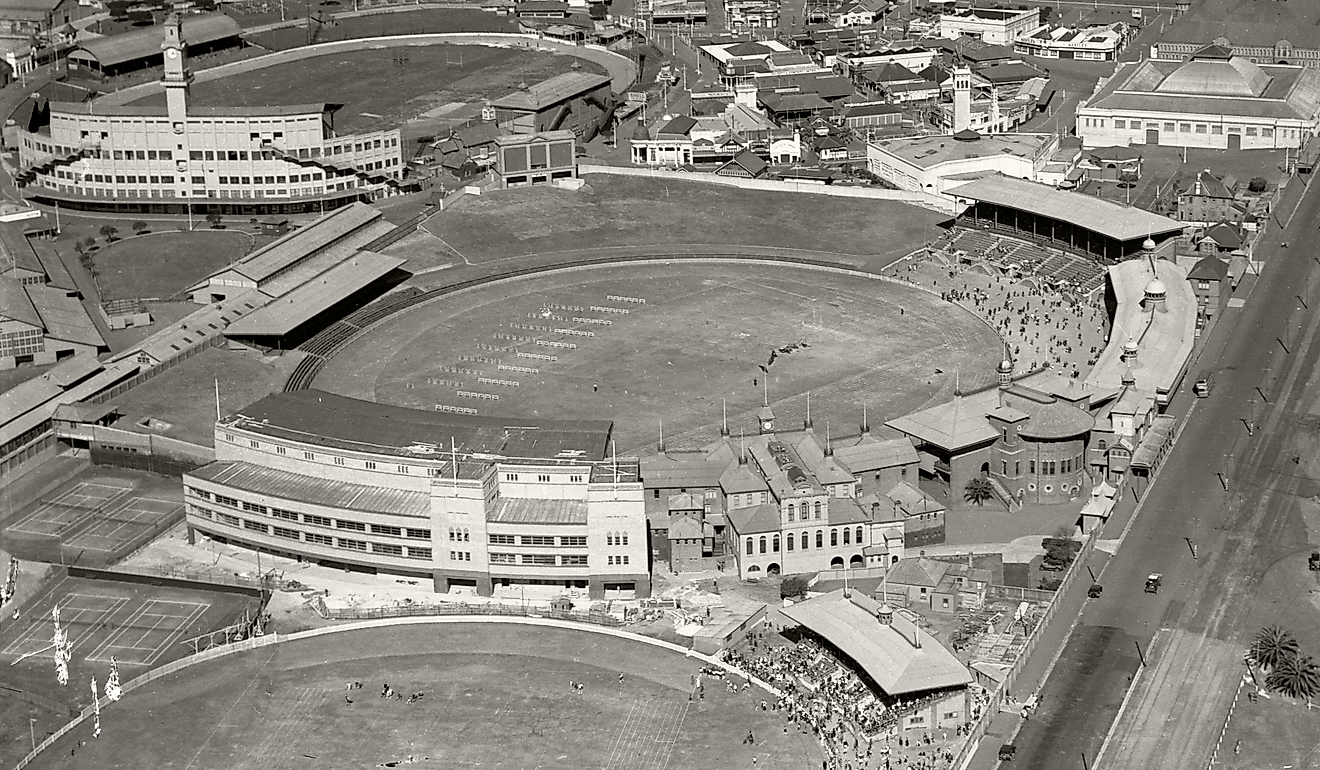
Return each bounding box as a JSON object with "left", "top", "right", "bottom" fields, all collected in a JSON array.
[
  {"left": 448, "top": 528, "right": 454, "bottom": 541},
  {"left": 1098, "top": 439, "right": 1107, "bottom": 450},
  {"left": 786, "top": 503, "right": 795, "bottom": 522},
  {"left": 856, "top": 526, "right": 864, "bottom": 544},
  {"left": 831, "top": 529, "right": 838, "bottom": 547},
  {"left": 463, "top": 528, "right": 470, "bottom": 542},
  {"left": 801, "top": 532, "right": 809, "bottom": 550},
  {"left": 816, "top": 530, "right": 824, "bottom": 549},
  {"left": 814, "top": 501, "right": 823, "bottom": 519},
  {"left": 787, "top": 535, "right": 795, "bottom": 551},
  {"left": 621, "top": 532, "right": 628, "bottom": 546},
  {"left": 842, "top": 528, "right": 850, "bottom": 545},
  {"left": 607, "top": 533, "right": 614, "bottom": 546},
  {"left": 746, "top": 537, "right": 754, "bottom": 555},
  {"left": 772, "top": 536, "right": 780, "bottom": 553},
  {"left": 759, "top": 536, "right": 767, "bottom": 554}
]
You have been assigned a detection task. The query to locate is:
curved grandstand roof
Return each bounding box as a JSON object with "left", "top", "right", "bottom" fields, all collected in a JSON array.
[
  {"left": 1155, "top": 57, "right": 1272, "bottom": 97},
  {"left": 223, "top": 390, "right": 615, "bottom": 464},
  {"left": 70, "top": 13, "right": 240, "bottom": 67},
  {"left": 950, "top": 175, "right": 1183, "bottom": 242},
  {"left": 780, "top": 589, "right": 973, "bottom": 696}
]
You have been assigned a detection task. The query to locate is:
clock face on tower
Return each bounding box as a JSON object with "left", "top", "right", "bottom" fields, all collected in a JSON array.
[
  {"left": 165, "top": 48, "right": 179, "bottom": 60},
  {"left": 762, "top": 421, "right": 773, "bottom": 431}
]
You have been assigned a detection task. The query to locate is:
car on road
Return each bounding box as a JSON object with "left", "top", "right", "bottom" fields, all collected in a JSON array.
[
  {"left": 1088, "top": 583, "right": 1104, "bottom": 598},
  {"left": 1145, "top": 573, "right": 1162, "bottom": 593},
  {"left": 1194, "top": 370, "right": 1215, "bottom": 397},
  {"left": 999, "top": 744, "right": 1016, "bottom": 761}
]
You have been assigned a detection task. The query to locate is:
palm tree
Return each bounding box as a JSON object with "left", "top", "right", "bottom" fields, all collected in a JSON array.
[
  {"left": 1249, "top": 625, "right": 1300, "bottom": 672},
  {"left": 1266, "top": 652, "right": 1320, "bottom": 700},
  {"left": 963, "top": 477, "right": 995, "bottom": 507}
]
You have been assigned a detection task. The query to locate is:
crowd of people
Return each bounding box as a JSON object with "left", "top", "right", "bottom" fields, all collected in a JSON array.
[
  {"left": 895, "top": 257, "right": 1109, "bottom": 380},
  {"left": 719, "top": 630, "right": 985, "bottom": 770}
]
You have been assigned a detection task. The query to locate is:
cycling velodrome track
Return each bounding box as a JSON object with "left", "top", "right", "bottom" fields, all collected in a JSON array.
[
  {"left": 11, "top": 616, "right": 779, "bottom": 770},
  {"left": 95, "top": 32, "right": 638, "bottom": 107}
]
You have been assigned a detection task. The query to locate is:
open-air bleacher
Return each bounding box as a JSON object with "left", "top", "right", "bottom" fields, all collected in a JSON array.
[{"left": 941, "top": 227, "right": 1105, "bottom": 301}]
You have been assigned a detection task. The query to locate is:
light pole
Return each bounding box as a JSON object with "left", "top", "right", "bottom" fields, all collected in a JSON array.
[{"left": 29, "top": 718, "right": 35, "bottom": 751}]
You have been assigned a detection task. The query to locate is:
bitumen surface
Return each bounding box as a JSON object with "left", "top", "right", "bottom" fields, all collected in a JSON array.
[{"left": 966, "top": 174, "right": 1320, "bottom": 770}]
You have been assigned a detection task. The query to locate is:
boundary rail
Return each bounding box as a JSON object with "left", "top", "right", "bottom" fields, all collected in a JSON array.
[{"left": 9, "top": 615, "right": 778, "bottom": 770}]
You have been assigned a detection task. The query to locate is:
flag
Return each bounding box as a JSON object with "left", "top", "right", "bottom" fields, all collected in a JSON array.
[
  {"left": 105, "top": 657, "right": 122, "bottom": 702},
  {"left": 91, "top": 676, "right": 101, "bottom": 738}
]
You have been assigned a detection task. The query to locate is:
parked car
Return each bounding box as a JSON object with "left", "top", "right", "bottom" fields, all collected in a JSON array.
[{"left": 1145, "top": 573, "right": 1162, "bottom": 593}]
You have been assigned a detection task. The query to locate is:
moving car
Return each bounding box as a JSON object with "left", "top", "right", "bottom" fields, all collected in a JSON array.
[{"left": 1145, "top": 573, "right": 1162, "bottom": 593}]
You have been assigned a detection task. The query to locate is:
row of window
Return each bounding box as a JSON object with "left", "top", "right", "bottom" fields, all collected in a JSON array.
[
  {"left": 503, "top": 472, "right": 586, "bottom": 483},
  {"left": 189, "top": 487, "right": 429, "bottom": 538},
  {"left": 1084, "top": 116, "right": 1289, "bottom": 139},
  {"left": 786, "top": 500, "right": 824, "bottom": 522},
  {"left": 746, "top": 526, "right": 867, "bottom": 555},
  {"left": 194, "top": 505, "right": 431, "bottom": 559},
  {"left": 605, "top": 532, "right": 630, "bottom": 546},
  {"left": 488, "top": 553, "right": 593, "bottom": 566},
  {"left": 484, "top": 534, "right": 591, "bottom": 547}
]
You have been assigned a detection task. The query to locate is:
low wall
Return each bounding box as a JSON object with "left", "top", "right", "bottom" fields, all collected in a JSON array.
[
  {"left": 96, "top": 32, "right": 637, "bottom": 107},
  {"left": 66, "top": 565, "right": 264, "bottom": 598},
  {"left": 9, "top": 615, "right": 779, "bottom": 770},
  {"left": 579, "top": 165, "right": 958, "bottom": 215}
]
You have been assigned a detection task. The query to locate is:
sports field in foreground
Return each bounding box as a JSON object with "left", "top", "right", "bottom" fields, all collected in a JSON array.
[
  {"left": 314, "top": 260, "right": 1002, "bottom": 451},
  {"left": 26, "top": 622, "right": 820, "bottom": 770},
  {"left": 428, "top": 175, "right": 949, "bottom": 271}
]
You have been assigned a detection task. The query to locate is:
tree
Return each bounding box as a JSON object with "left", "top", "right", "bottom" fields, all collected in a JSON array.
[
  {"left": 963, "top": 477, "right": 995, "bottom": 506},
  {"left": 1249, "top": 177, "right": 1268, "bottom": 193},
  {"left": 81, "top": 236, "right": 98, "bottom": 252},
  {"left": 1249, "top": 625, "right": 1300, "bottom": 672},
  {"left": 73, "top": 240, "right": 84, "bottom": 257},
  {"left": 132, "top": 221, "right": 148, "bottom": 235},
  {"left": 206, "top": 213, "right": 223, "bottom": 229},
  {"left": 1266, "top": 652, "right": 1320, "bottom": 700},
  {"left": 99, "top": 225, "right": 118, "bottom": 242},
  {"left": 780, "top": 574, "right": 812, "bottom": 600}
]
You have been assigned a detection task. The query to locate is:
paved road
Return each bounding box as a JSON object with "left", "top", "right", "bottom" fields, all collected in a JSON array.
[{"left": 994, "top": 170, "right": 1320, "bottom": 770}]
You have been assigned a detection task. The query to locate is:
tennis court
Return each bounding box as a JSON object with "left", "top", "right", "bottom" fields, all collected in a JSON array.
[
  {"left": 3, "top": 477, "right": 183, "bottom": 558},
  {"left": 0, "top": 574, "right": 237, "bottom": 670}
]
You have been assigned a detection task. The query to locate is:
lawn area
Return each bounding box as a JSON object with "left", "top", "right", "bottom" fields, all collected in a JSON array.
[
  {"left": 107, "top": 347, "right": 294, "bottom": 446},
  {"left": 242, "top": 7, "right": 514, "bottom": 42},
  {"left": 315, "top": 261, "right": 999, "bottom": 451},
  {"left": 25, "top": 623, "right": 821, "bottom": 770},
  {"left": 91, "top": 230, "right": 253, "bottom": 301},
  {"left": 429, "top": 174, "right": 948, "bottom": 271},
  {"left": 130, "top": 44, "right": 596, "bottom": 134}
]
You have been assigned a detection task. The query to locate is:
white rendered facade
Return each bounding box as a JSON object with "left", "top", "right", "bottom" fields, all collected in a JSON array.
[{"left": 15, "top": 16, "right": 404, "bottom": 214}]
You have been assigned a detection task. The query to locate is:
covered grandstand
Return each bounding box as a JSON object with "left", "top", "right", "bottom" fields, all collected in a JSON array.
[
  {"left": 951, "top": 175, "right": 1185, "bottom": 262},
  {"left": 187, "top": 202, "right": 412, "bottom": 350},
  {"left": 66, "top": 13, "right": 242, "bottom": 78},
  {"left": 779, "top": 588, "right": 973, "bottom": 731}
]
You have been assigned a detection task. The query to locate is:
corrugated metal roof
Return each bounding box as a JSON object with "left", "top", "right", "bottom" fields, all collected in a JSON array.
[
  {"left": 489, "top": 497, "right": 587, "bottom": 525},
  {"left": 642, "top": 457, "right": 726, "bottom": 488},
  {"left": 491, "top": 72, "right": 612, "bottom": 111},
  {"left": 26, "top": 284, "right": 104, "bottom": 347},
  {"left": 71, "top": 13, "right": 241, "bottom": 67},
  {"left": 832, "top": 438, "right": 918, "bottom": 473},
  {"left": 886, "top": 389, "right": 1001, "bottom": 451},
  {"left": 0, "top": 276, "right": 42, "bottom": 328},
  {"left": 110, "top": 290, "right": 267, "bottom": 365},
  {"left": 234, "top": 202, "right": 382, "bottom": 284},
  {"left": 229, "top": 390, "right": 613, "bottom": 463},
  {"left": 188, "top": 460, "right": 431, "bottom": 517},
  {"left": 226, "top": 251, "right": 405, "bottom": 337},
  {"left": 780, "top": 589, "right": 973, "bottom": 695},
  {"left": 51, "top": 102, "right": 331, "bottom": 118},
  {"left": 950, "top": 175, "right": 1183, "bottom": 241}
]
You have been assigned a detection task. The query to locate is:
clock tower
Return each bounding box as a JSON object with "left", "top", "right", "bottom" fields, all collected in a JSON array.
[{"left": 161, "top": 14, "right": 191, "bottom": 122}]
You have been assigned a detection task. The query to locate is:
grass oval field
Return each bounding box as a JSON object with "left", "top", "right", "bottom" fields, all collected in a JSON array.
[
  {"left": 25, "top": 622, "right": 819, "bottom": 770},
  {"left": 314, "top": 260, "right": 1003, "bottom": 451}
]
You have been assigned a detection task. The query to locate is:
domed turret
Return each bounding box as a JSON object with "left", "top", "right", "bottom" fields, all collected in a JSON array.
[
  {"left": 1143, "top": 277, "right": 1167, "bottom": 312},
  {"left": 997, "top": 357, "right": 1013, "bottom": 386},
  {"left": 1121, "top": 367, "right": 1137, "bottom": 387},
  {"left": 876, "top": 602, "right": 894, "bottom": 625},
  {"left": 631, "top": 122, "right": 652, "bottom": 142},
  {"left": 1142, "top": 236, "right": 1156, "bottom": 252},
  {"left": 1120, "top": 336, "right": 1139, "bottom": 363}
]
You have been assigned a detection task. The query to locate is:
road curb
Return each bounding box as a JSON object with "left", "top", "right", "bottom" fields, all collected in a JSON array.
[{"left": 1093, "top": 628, "right": 1169, "bottom": 767}]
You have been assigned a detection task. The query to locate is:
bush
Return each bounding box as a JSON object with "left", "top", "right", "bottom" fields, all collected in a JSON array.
[
  {"left": 1041, "top": 537, "right": 1082, "bottom": 570},
  {"left": 780, "top": 574, "right": 812, "bottom": 600},
  {"left": 1249, "top": 177, "right": 1268, "bottom": 193},
  {"left": 1038, "top": 577, "right": 1063, "bottom": 591}
]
